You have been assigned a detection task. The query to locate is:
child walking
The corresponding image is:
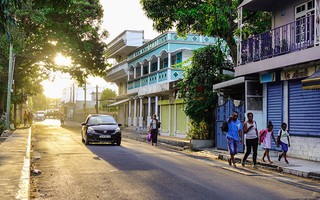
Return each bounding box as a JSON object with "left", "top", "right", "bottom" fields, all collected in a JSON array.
[
  {"left": 277, "top": 123, "right": 291, "bottom": 164},
  {"left": 261, "top": 121, "right": 276, "bottom": 163}
]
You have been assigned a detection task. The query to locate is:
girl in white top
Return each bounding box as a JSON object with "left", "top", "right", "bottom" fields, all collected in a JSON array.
[
  {"left": 262, "top": 121, "right": 276, "bottom": 163},
  {"left": 278, "top": 123, "right": 290, "bottom": 164}
]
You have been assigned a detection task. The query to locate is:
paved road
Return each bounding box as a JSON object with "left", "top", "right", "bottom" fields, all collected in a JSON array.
[{"left": 30, "top": 119, "right": 320, "bottom": 200}]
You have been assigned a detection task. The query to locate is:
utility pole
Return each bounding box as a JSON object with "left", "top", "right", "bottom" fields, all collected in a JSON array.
[
  {"left": 83, "top": 83, "right": 87, "bottom": 120},
  {"left": 95, "top": 85, "right": 98, "bottom": 114},
  {"left": 5, "top": 44, "right": 14, "bottom": 129},
  {"left": 72, "top": 83, "right": 75, "bottom": 120}
]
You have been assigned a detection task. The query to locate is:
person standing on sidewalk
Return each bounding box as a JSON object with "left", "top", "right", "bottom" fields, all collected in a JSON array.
[
  {"left": 261, "top": 121, "right": 276, "bottom": 163},
  {"left": 278, "top": 122, "right": 290, "bottom": 164},
  {"left": 23, "top": 111, "right": 28, "bottom": 127},
  {"left": 149, "top": 114, "right": 160, "bottom": 146},
  {"left": 226, "top": 111, "right": 243, "bottom": 167},
  {"left": 241, "top": 112, "right": 258, "bottom": 169}
]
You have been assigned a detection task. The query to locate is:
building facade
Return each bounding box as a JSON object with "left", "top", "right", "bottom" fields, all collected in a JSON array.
[
  {"left": 214, "top": 0, "right": 320, "bottom": 161},
  {"left": 105, "top": 30, "right": 215, "bottom": 138}
]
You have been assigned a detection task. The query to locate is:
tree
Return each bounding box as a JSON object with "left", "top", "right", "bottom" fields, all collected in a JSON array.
[
  {"left": 0, "top": 0, "right": 109, "bottom": 123},
  {"left": 100, "top": 88, "right": 117, "bottom": 111},
  {"left": 140, "top": 0, "right": 271, "bottom": 65},
  {"left": 178, "top": 44, "right": 233, "bottom": 139}
]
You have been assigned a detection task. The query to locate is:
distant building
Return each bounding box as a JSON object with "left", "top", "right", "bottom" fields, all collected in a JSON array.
[{"left": 61, "top": 83, "right": 102, "bottom": 121}]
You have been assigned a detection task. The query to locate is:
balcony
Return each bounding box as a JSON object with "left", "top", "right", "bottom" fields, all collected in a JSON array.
[
  {"left": 127, "top": 68, "right": 183, "bottom": 94},
  {"left": 239, "top": 14, "right": 316, "bottom": 65}
]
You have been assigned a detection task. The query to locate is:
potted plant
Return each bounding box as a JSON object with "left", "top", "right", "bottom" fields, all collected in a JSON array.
[{"left": 187, "top": 120, "right": 213, "bottom": 149}]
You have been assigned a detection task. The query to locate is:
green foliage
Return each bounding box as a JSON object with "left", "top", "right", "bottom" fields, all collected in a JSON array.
[
  {"left": 179, "top": 44, "right": 232, "bottom": 123},
  {"left": 100, "top": 88, "right": 117, "bottom": 111},
  {"left": 186, "top": 120, "right": 209, "bottom": 140},
  {"left": 140, "top": 0, "right": 271, "bottom": 64},
  {"left": 0, "top": 0, "right": 109, "bottom": 113},
  {"left": 178, "top": 44, "right": 232, "bottom": 138},
  {"left": 31, "top": 93, "right": 48, "bottom": 111}
]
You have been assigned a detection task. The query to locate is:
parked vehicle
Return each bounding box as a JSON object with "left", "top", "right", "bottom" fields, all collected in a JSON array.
[
  {"left": 35, "top": 111, "right": 46, "bottom": 121},
  {"left": 81, "top": 114, "right": 121, "bottom": 145}
]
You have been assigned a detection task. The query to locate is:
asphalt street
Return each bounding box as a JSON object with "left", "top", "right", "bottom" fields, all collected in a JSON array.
[{"left": 28, "top": 119, "right": 320, "bottom": 200}]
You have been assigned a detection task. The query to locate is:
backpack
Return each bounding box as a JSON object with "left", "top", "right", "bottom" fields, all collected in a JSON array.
[
  {"left": 220, "top": 121, "right": 229, "bottom": 133},
  {"left": 259, "top": 129, "right": 268, "bottom": 144}
]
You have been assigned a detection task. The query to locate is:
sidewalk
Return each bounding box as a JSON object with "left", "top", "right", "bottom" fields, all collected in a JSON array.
[
  {"left": 122, "top": 128, "right": 320, "bottom": 180},
  {"left": 0, "top": 127, "right": 31, "bottom": 200}
]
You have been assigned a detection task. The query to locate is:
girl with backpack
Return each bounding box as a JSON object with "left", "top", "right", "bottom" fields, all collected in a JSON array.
[
  {"left": 260, "top": 121, "right": 277, "bottom": 163},
  {"left": 277, "top": 123, "right": 290, "bottom": 164}
]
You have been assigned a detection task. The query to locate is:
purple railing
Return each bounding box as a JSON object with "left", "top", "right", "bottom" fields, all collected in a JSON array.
[{"left": 240, "top": 14, "right": 315, "bottom": 65}]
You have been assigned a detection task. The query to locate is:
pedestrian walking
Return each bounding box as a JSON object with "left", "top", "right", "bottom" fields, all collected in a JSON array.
[
  {"left": 23, "top": 111, "right": 28, "bottom": 127},
  {"left": 60, "top": 114, "right": 65, "bottom": 126},
  {"left": 28, "top": 112, "right": 33, "bottom": 126},
  {"left": 149, "top": 114, "right": 160, "bottom": 146},
  {"left": 241, "top": 112, "right": 258, "bottom": 169},
  {"left": 261, "top": 121, "right": 276, "bottom": 163},
  {"left": 277, "top": 122, "right": 290, "bottom": 164},
  {"left": 226, "top": 111, "right": 243, "bottom": 167}
]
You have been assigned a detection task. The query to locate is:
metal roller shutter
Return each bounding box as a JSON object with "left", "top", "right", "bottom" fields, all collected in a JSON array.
[
  {"left": 289, "top": 80, "right": 320, "bottom": 137},
  {"left": 267, "top": 82, "right": 283, "bottom": 150}
]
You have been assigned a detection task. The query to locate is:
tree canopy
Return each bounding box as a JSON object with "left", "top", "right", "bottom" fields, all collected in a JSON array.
[
  {"left": 0, "top": 0, "right": 109, "bottom": 113},
  {"left": 100, "top": 88, "right": 117, "bottom": 111},
  {"left": 140, "top": 0, "right": 271, "bottom": 64}
]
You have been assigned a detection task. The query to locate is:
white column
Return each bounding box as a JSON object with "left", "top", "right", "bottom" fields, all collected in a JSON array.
[
  {"left": 157, "top": 57, "right": 160, "bottom": 70},
  {"left": 283, "top": 81, "right": 289, "bottom": 125},
  {"left": 167, "top": 53, "right": 172, "bottom": 81},
  {"left": 133, "top": 98, "right": 137, "bottom": 127},
  {"left": 128, "top": 99, "right": 132, "bottom": 126},
  {"left": 139, "top": 96, "right": 143, "bottom": 129},
  {"left": 134, "top": 67, "right": 136, "bottom": 79},
  {"left": 155, "top": 96, "right": 159, "bottom": 118},
  {"left": 148, "top": 61, "right": 151, "bottom": 73},
  {"left": 140, "top": 64, "right": 143, "bottom": 76},
  {"left": 147, "top": 96, "right": 151, "bottom": 127},
  {"left": 174, "top": 103, "right": 177, "bottom": 136},
  {"left": 169, "top": 104, "right": 172, "bottom": 136}
]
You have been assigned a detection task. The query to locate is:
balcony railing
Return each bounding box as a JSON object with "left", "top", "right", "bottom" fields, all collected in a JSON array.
[
  {"left": 240, "top": 14, "right": 315, "bottom": 65},
  {"left": 127, "top": 68, "right": 183, "bottom": 91}
]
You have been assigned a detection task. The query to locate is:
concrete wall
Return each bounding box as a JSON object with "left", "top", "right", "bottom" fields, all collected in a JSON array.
[{"left": 290, "top": 136, "right": 320, "bottom": 161}]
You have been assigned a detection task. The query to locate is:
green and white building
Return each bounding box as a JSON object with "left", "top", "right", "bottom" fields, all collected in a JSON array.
[{"left": 105, "top": 30, "right": 215, "bottom": 138}]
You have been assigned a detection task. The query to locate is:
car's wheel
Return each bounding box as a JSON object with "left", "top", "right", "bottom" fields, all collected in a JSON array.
[
  {"left": 84, "top": 135, "right": 90, "bottom": 145},
  {"left": 116, "top": 139, "right": 121, "bottom": 146}
]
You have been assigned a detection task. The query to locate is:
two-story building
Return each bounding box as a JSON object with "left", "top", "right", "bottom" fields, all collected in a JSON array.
[
  {"left": 105, "top": 30, "right": 215, "bottom": 138},
  {"left": 214, "top": 0, "right": 320, "bottom": 161}
]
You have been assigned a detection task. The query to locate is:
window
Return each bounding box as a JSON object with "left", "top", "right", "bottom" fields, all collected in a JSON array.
[
  {"left": 246, "top": 81, "right": 262, "bottom": 110},
  {"left": 295, "top": 0, "right": 314, "bottom": 43}
]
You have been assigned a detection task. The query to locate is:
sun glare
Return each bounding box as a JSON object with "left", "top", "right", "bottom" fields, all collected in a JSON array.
[{"left": 55, "top": 53, "right": 72, "bottom": 66}]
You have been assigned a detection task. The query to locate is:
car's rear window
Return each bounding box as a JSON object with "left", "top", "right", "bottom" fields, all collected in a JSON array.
[{"left": 88, "top": 116, "right": 116, "bottom": 124}]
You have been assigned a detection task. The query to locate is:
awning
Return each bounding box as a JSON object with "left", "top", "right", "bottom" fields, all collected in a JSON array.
[
  {"left": 302, "top": 69, "right": 320, "bottom": 90},
  {"left": 108, "top": 98, "right": 130, "bottom": 107},
  {"left": 212, "top": 77, "right": 245, "bottom": 90}
]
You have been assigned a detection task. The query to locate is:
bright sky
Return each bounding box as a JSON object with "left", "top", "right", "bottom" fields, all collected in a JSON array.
[
  {"left": 42, "top": 0, "right": 159, "bottom": 98},
  {"left": 100, "top": 0, "right": 159, "bottom": 42}
]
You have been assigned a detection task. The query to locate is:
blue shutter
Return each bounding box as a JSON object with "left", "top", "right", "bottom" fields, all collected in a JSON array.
[
  {"left": 267, "top": 82, "right": 283, "bottom": 150},
  {"left": 289, "top": 80, "right": 320, "bottom": 137}
]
